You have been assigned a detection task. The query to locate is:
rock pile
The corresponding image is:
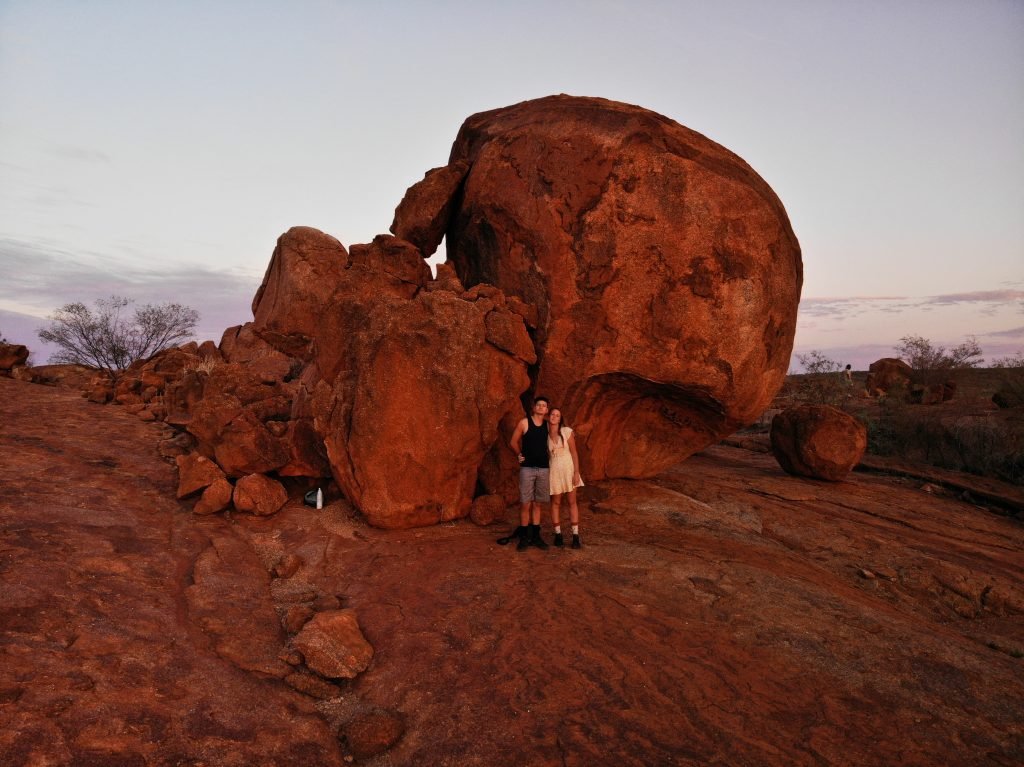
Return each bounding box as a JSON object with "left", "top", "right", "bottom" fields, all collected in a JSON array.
[
  {"left": 865, "top": 357, "right": 956, "bottom": 404},
  {"left": 34, "top": 96, "right": 805, "bottom": 529}
]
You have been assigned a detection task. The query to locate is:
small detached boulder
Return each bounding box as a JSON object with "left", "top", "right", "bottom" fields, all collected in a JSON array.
[
  {"left": 770, "top": 404, "right": 867, "bottom": 481},
  {"left": 232, "top": 473, "right": 288, "bottom": 516},
  {"left": 176, "top": 453, "right": 227, "bottom": 498},
  {"left": 193, "top": 478, "right": 234, "bottom": 516},
  {"left": 291, "top": 609, "right": 373, "bottom": 679},
  {"left": 0, "top": 343, "right": 29, "bottom": 374}
]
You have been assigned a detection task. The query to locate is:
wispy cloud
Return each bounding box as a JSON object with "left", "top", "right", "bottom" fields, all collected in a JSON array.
[
  {"left": 798, "top": 295, "right": 913, "bottom": 321},
  {"left": 923, "top": 289, "right": 1024, "bottom": 306},
  {"left": 983, "top": 325, "right": 1024, "bottom": 339},
  {"left": 0, "top": 236, "right": 259, "bottom": 347},
  {"left": 799, "top": 290, "right": 1024, "bottom": 322}
]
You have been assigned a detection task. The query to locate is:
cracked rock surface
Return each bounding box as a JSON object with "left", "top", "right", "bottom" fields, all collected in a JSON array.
[
  {"left": 2, "top": 376, "right": 1022, "bottom": 766},
  {"left": 432, "top": 95, "right": 805, "bottom": 480}
]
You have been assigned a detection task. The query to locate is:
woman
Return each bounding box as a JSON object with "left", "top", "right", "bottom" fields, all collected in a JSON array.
[{"left": 547, "top": 408, "right": 583, "bottom": 548}]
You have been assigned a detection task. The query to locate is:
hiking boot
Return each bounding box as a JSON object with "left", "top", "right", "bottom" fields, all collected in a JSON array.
[
  {"left": 497, "top": 526, "right": 525, "bottom": 546},
  {"left": 530, "top": 525, "right": 549, "bottom": 550},
  {"left": 571, "top": 533, "right": 582, "bottom": 549},
  {"left": 516, "top": 531, "right": 531, "bottom": 551},
  {"left": 553, "top": 532, "right": 564, "bottom": 547}
]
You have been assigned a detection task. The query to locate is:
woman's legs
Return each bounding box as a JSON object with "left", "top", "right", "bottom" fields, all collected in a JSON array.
[
  {"left": 567, "top": 490, "right": 581, "bottom": 548},
  {"left": 551, "top": 493, "right": 565, "bottom": 546}
]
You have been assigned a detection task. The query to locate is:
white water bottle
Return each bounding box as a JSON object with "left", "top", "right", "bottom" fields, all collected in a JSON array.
[{"left": 316, "top": 487, "right": 323, "bottom": 510}]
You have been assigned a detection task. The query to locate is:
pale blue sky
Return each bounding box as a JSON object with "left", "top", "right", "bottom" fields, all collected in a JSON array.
[{"left": 1, "top": 0, "right": 1022, "bottom": 368}]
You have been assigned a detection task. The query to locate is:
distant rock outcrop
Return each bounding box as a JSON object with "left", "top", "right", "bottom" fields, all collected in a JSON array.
[
  {"left": 395, "top": 95, "right": 803, "bottom": 481},
  {"left": 0, "top": 343, "right": 29, "bottom": 374},
  {"left": 865, "top": 358, "right": 912, "bottom": 397},
  {"left": 770, "top": 404, "right": 867, "bottom": 481}
]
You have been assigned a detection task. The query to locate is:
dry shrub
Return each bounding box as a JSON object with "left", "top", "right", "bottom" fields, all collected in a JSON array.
[
  {"left": 862, "top": 399, "right": 1024, "bottom": 485},
  {"left": 182, "top": 357, "right": 220, "bottom": 375}
]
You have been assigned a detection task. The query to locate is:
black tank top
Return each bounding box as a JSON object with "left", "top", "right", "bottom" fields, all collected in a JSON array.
[{"left": 521, "top": 417, "right": 549, "bottom": 468}]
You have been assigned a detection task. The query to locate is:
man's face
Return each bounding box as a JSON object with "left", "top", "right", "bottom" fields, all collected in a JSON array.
[{"left": 533, "top": 400, "right": 549, "bottom": 418}]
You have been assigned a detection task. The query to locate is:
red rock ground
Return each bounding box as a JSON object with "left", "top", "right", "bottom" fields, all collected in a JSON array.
[{"left": 1, "top": 376, "right": 1022, "bottom": 766}]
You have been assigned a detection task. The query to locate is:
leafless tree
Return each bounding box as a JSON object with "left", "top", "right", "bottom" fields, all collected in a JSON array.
[
  {"left": 38, "top": 296, "right": 198, "bottom": 377},
  {"left": 894, "top": 335, "right": 983, "bottom": 385}
]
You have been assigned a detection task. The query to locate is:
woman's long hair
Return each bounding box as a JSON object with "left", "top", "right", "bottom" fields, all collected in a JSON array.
[{"left": 548, "top": 408, "right": 570, "bottom": 445}]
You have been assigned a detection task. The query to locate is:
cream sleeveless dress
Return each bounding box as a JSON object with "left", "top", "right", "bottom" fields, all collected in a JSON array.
[{"left": 548, "top": 427, "right": 584, "bottom": 495}]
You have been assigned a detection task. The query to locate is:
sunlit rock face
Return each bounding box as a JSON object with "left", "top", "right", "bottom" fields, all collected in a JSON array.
[
  {"left": 251, "top": 227, "right": 532, "bottom": 529},
  {"left": 770, "top": 404, "right": 868, "bottom": 481},
  {"left": 307, "top": 276, "right": 532, "bottom": 529},
  {"left": 398, "top": 95, "right": 803, "bottom": 479}
]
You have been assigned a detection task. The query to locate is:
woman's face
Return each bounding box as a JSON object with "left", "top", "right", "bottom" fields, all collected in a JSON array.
[{"left": 549, "top": 409, "right": 562, "bottom": 426}]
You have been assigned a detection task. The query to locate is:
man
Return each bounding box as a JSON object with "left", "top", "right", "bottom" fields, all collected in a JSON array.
[{"left": 508, "top": 396, "right": 551, "bottom": 551}]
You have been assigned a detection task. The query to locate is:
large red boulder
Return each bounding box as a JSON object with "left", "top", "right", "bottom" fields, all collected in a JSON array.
[
  {"left": 310, "top": 274, "right": 532, "bottom": 529},
  {"left": 391, "top": 160, "right": 471, "bottom": 256},
  {"left": 770, "top": 404, "right": 867, "bottom": 481},
  {"left": 250, "top": 227, "right": 350, "bottom": 357},
  {"left": 348, "top": 234, "right": 433, "bottom": 298},
  {"left": 865, "top": 358, "right": 912, "bottom": 397},
  {"left": 397, "top": 95, "right": 803, "bottom": 480}
]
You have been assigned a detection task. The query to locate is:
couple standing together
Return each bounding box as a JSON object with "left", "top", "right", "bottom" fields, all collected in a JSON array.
[{"left": 502, "top": 396, "right": 584, "bottom": 551}]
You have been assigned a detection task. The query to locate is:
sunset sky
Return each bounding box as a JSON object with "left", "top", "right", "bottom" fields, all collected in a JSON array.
[{"left": 1, "top": 0, "right": 1022, "bottom": 370}]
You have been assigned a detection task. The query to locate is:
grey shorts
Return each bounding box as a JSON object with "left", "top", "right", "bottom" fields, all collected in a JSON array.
[{"left": 519, "top": 467, "right": 550, "bottom": 503}]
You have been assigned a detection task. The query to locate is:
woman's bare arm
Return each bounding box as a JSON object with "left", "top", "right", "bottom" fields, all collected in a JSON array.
[{"left": 568, "top": 431, "right": 582, "bottom": 484}]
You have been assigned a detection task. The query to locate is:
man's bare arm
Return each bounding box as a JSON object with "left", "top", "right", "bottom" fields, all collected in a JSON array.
[{"left": 509, "top": 418, "right": 528, "bottom": 456}]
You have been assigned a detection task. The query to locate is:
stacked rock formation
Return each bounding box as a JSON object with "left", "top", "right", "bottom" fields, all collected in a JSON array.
[
  {"left": 152, "top": 227, "right": 533, "bottom": 528},
  {"left": 394, "top": 95, "right": 803, "bottom": 483},
  {"left": 92, "top": 96, "right": 804, "bottom": 529}
]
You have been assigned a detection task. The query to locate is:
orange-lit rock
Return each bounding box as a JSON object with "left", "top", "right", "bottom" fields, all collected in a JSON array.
[
  {"left": 251, "top": 227, "right": 350, "bottom": 357},
  {"left": 311, "top": 280, "right": 531, "bottom": 529},
  {"left": 402, "top": 95, "right": 802, "bottom": 480},
  {"left": 0, "top": 343, "right": 29, "bottom": 373},
  {"left": 175, "top": 452, "right": 226, "bottom": 498},
  {"left": 292, "top": 609, "right": 373, "bottom": 680},
  {"left": 770, "top": 404, "right": 867, "bottom": 481},
  {"left": 193, "top": 477, "right": 233, "bottom": 515},
  {"left": 232, "top": 473, "right": 288, "bottom": 516},
  {"left": 865, "top": 357, "right": 912, "bottom": 397}
]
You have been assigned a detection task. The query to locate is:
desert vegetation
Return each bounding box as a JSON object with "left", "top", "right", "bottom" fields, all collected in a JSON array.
[
  {"left": 38, "top": 296, "right": 198, "bottom": 379},
  {"left": 781, "top": 339, "right": 1024, "bottom": 486}
]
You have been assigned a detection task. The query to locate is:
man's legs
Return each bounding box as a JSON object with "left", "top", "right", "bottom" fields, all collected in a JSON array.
[
  {"left": 514, "top": 469, "right": 535, "bottom": 550},
  {"left": 529, "top": 470, "right": 549, "bottom": 549},
  {"left": 514, "top": 469, "right": 549, "bottom": 551}
]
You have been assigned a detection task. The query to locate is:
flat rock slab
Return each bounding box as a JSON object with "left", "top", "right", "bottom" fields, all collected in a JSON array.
[
  {"left": 2, "top": 377, "right": 1023, "bottom": 766},
  {"left": 0, "top": 379, "right": 340, "bottom": 766}
]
